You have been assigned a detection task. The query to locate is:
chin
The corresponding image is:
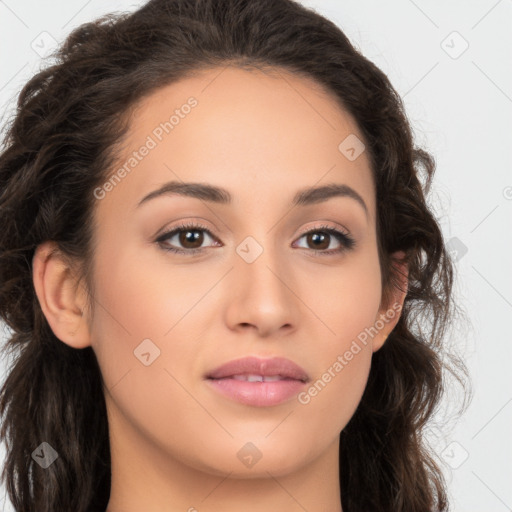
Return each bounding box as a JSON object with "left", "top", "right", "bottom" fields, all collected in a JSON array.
[{"left": 182, "top": 440, "right": 313, "bottom": 479}]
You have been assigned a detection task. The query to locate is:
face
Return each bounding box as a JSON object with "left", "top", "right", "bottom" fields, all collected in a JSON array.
[{"left": 62, "top": 66, "right": 404, "bottom": 479}]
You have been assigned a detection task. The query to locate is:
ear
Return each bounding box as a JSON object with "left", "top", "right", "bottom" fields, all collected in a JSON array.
[
  {"left": 32, "top": 241, "right": 92, "bottom": 349},
  {"left": 372, "top": 250, "right": 408, "bottom": 353}
]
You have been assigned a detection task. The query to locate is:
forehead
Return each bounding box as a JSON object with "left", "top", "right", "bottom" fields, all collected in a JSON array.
[{"left": 103, "top": 65, "right": 375, "bottom": 220}]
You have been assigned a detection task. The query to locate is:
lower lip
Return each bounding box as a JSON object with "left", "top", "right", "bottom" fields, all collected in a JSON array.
[{"left": 206, "top": 377, "right": 307, "bottom": 407}]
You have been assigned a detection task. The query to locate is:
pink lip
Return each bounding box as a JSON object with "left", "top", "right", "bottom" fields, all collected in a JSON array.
[{"left": 205, "top": 356, "right": 309, "bottom": 407}]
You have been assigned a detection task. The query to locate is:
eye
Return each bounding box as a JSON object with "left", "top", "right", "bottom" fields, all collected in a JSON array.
[
  {"left": 156, "top": 222, "right": 219, "bottom": 255},
  {"left": 156, "top": 222, "right": 356, "bottom": 256},
  {"left": 293, "top": 224, "right": 356, "bottom": 256}
]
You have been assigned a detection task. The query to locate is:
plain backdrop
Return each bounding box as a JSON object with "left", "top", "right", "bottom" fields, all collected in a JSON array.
[{"left": 0, "top": 1, "right": 511, "bottom": 511}]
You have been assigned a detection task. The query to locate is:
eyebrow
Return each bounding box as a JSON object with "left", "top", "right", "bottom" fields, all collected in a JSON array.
[{"left": 137, "top": 180, "right": 368, "bottom": 215}]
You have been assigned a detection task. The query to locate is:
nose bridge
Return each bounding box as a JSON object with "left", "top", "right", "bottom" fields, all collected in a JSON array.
[
  {"left": 235, "top": 233, "right": 288, "bottom": 300},
  {"left": 226, "top": 232, "right": 299, "bottom": 334}
]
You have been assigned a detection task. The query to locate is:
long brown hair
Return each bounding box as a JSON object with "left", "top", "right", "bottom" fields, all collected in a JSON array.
[{"left": 0, "top": 1, "right": 469, "bottom": 510}]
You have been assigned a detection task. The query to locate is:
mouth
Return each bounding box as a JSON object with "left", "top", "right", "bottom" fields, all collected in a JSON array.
[{"left": 205, "top": 356, "right": 309, "bottom": 407}]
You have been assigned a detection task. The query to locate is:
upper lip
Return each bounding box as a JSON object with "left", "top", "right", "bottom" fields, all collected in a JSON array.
[{"left": 206, "top": 356, "right": 310, "bottom": 382}]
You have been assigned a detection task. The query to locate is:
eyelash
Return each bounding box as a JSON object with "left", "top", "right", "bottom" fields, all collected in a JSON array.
[{"left": 156, "top": 221, "right": 356, "bottom": 257}]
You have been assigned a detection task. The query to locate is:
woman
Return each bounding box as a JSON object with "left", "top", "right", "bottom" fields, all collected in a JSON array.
[{"left": 0, "top": 0, "right": 468, "bottom": 510}]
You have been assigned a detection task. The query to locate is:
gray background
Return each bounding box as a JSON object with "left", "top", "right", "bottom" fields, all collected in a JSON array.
[{"left": 1, "top": 1, "right": 511, "bottom": 511}]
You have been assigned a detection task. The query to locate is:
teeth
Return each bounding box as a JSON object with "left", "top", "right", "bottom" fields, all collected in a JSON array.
[{"left": 232, "top": 374, "right": 282, "bottom": 382}]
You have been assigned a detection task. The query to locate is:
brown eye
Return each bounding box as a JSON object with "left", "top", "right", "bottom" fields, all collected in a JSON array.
[
  {"left": 156, "top": 222, "right": 218, "bottom": 255},
  {"left": 293, "top": 225, "right": 355, "bottom": 255}
]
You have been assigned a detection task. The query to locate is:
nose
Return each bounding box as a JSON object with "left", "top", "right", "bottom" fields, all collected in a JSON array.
[{"left": 223, "top": 240, "right": 301, "bottom": 338}]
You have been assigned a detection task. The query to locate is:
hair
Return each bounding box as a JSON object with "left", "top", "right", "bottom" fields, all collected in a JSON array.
[{"left": 0, "top": 0, "right": 469, "bottom": 510}]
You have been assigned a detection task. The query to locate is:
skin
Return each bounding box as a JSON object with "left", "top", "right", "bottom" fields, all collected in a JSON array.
[{"left": 32, "top": 66, "right": 408, "bottom": 512}]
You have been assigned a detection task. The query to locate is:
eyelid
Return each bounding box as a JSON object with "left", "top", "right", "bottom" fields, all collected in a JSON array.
[{"left": 296, "top": 222, "right": 350, "bottom": 238}]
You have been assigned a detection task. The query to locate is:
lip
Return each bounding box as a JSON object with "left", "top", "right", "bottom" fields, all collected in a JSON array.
[{"left": 205, "top": 356, "right": 309, "bottom": 407}]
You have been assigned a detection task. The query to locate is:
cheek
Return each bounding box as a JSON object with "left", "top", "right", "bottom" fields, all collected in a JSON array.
[
  {"left": 296, "top": 309, "right": 377, "bottom": 443},
  {"left": 300, "top": 248, "right": 381, "bottom": 420},
  {"left": 88, "top": 237, "right": 216, "bottom": 402},
  {"left": 319, "top": 244, "right": 383, "bottom": 352},
  {"left": 90, "top": 240, "right": 203, "bottom": 344}
]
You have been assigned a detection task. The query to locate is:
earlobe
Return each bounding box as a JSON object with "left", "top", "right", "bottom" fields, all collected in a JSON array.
[
  {"left": 32, "top": 241, "right": 91, "bottom": 349},
  {"left": 372, "top": 250, "right": 408, "bottom": 353}
]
